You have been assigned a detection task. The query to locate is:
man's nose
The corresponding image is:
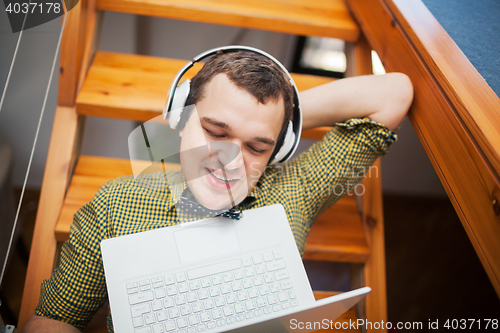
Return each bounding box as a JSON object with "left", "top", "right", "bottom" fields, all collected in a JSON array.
[{"left": 215, "top": 142, "right": 244, "bottom": 170}]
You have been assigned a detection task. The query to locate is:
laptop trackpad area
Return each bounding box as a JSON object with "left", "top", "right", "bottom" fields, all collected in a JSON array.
[{"left": 174, "top": 220, "right": 240, "bottom": 264}]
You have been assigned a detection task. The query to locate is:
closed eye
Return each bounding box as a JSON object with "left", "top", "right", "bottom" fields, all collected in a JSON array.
[{"left": 203, "top": 127, "right": 226, "bottom": 139}]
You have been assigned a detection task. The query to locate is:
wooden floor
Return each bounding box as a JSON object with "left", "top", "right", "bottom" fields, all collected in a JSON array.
[{"left": 1, "top": 191, "right": 499, "bottom": 330}]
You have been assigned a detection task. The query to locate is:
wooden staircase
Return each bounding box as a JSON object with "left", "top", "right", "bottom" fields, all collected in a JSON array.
[{"left": 19, "top": 0, "right": 387, "bottom": 332}]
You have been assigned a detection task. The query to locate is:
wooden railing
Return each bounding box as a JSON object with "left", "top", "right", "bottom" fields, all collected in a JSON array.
[{"left": 347, "top": 0, "right": 500, "bottom": 296}]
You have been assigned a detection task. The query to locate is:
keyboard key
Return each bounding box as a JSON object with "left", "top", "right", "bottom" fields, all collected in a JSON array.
[
  {"left": 140, "top": 285, "right": 151, "bottom": 292},
  {"left": 129, "top": 291, "right": 154, "bottom": 305},
  {"left": 156, "top": 310, "right": 168, "bottom": 322},
  {"left": 164, "top": 297, "right": 174, "bottom": 308},
  {"left": 263, "top": 252, "right": 273, "bottom": 262},
  {"left": 266, "top": 259, "right": 286, "bottom": 272},
  {"left": 244, "top": 267, "right": 255, "bottom": 277},
  {"left": 226, "top": 316, "right": 235, "bottom": 324},
  {"left": 139, "top": 280, "right": 150, "bottom": 287},
  {"left": 264, "top": 273, "right": 274, "bottom": 283},
  {"left": 273, "top": 305, "right": 281, "bottom": 312},
  {"left": 245, "top": 311, "right": 254, "bottom": 319},
  {"left": 256, "top": 297, "right": 267, "bottom": 308},
  {"left": 212, "top": 308, "right": 223, "bottom": 319},
  {"left": 204, "top": 299, "right": 215, "bottom": 310},
  {"left": 131, "top": 303, "right": 151, "bottom": 318},
  {"left": 128, "top": 287, "right": 139, "bottom": 294},
  {"left": 282, "top": 302, "right": 290, "bottom": 310},
  {"left": 278, "top": 292, "right": 289, "bottom": 302},
  {"left": 274, "top": 270, "right": 289, "bottom": 281},
  {"left": 192, "top": 302, "right": 203, "bottom": 313},
  {"left": 198, "top": 324, "right": 206, "bottom": 332},
  {"left": 223, "top": 306, "right": 234, "bottom": 316},
  {"left": 235, "top": 314, "right": 245, "bottom": 322},
  {"left": 201, "top": 277, "right": 211, "bottom": 288},
  {"left": 255, "top": 309, "right": 263, "bottom": 317},
  {"left": 187, "top": 328, "right": 196, "bottom": 333},
  {"left": 220, "top": 284, "right": 231, "bottom": 294},
  {"left": 264, "top": 307, "right": 272, "bottom": 314},
  {"left": 153, "top": 282, "right": 164, "bottom": 289},
  {"left": 255, "top": 264, "right": 265, "bottom": 275},
  {"left": 152, "top": 323, "right": 164, "bottom": 333},
  {"left": 231, "top": 281, "right": 242, "bottom": 292},
  {"left": 242, "top": 279, "right": 253, "bottom": 289},
  {"left": 198, "top": 289, "right": 209, "bottom": 300},
  {"left": 187, "top": 292, "right": 197, "bottom": 303},
  {"left": 253, "top": 276, "right": 264, "bottom": 286},
  {"left": 242, "top": 257, "right": 252, "bottom": 267},
  {"left": 164, "top": 275, "right": 175, "bottom": 285},
  {"left": 291, "top": 299, "right": 299, "bottom": 307},
  {"left": 212, "top": 275, "right": 223, "bottom": 285},
  {"left": 233, "top": 269, "right": 245, "bottom": 280},
  {"left": 177, "top": 317, "right": 188, "bottom": 328},
  {"left": 223, "top": 272, "right": 233, "bottom": 283},
  {"left": 245, "top": 300, "right": 256, "bottom": 311},
  {"left": 176, "top": 272, "right": 187, "bottom": 283},
  {"left": 237, "top": 291, "right": 248, "bottom": 301},
  {"left": 273, "top": 249, "right": 284, "bottom": 259},
  {"left": 166, "top": 285, "right": 177, "bottom": 296},
  {"left": 175, "top": 295, "right": 186, "bottom": 305},
  {"left": 178, "top": 282, "right": 189, "bottom": 293},
  {"left": 180, "top": 304, "right": 191, "bottom": 316},
  {"left": 248, "top": 288, "right": 259, "bottom": 298},
  {"left": 234, "top": 304, "right": 245, "bottom": 314},
  {"left": 144, "top": 313, "right": 156, "bottom": 325},
  {"left": 135, "top": 327, "right": 152, "bottom": 333},
  {"left": 152, "top": 300, "right": 163, "bottom": 311},
  {"left": 209, "top": 286, "right": 220, "bottom": 297},
  {"left": 127, "top": 282, "right": 138, "bottom": 289},
  {"left": 200, "top": 311, "right": 211, "bottom": 322},
  {"left": 207, "top": 322, "right": 216, "bottom": 329},
  {"left": 267, "top": 294, "right": 278, "bottom": 305},
  {"left": 269, "top": 282, "right": 280, "bottom": 293},
  {"left": 252, "top": 254, "right": 263, "bottom": 264},
  {"left": 215, "top": 296, "right": 225, "bottom": 307},
  {"left": 132, "top": 316, "right": 144, "bottom": 327},
  {"left": 217, "top": 319, "right": 226, "bottom": 327},
  {"left": 155, "top": 288, "right": 166, "bottom": 299},
  {"left": 189, "top": 280, "right": 201, "bottom": 291},
  {"left": 189, "top": 314, "right": 200, "bottom": 325},
  {"left": 289, "top": 290, "right": 297, "bottom": 299},
  {"left": 169, "top": 308, "right": 179, "bottom": 319},
  {"left": 259, "top": 285, "right": 270, "bottom": 296},
  {"left": 226, "top": 294, "right": 237, "bottom": 304},
  {"left": 280, "top": 280, "right": 293, "bottom": 290},
  {"left": 164, "top": 320, "right": 176, "bottom": 331}
]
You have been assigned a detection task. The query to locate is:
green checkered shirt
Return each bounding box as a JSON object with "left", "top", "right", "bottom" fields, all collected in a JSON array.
[{"left": 35, "top": 117, "right": 396, "bottom": 331}]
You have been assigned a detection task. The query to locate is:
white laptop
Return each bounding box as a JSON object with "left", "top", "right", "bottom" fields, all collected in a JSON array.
[{"left": 101, "top": 204, "right": 370, "bottom": 333}]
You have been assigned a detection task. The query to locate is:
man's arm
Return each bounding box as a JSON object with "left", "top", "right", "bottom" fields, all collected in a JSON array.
[
  {"left": 300, "top": 73, "right": 413, "bottom": 131},
  {"left": 24, "top": 314, "right": 81, "bottom": 333}
]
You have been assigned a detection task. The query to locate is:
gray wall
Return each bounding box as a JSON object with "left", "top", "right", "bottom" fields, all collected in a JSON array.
[{"left": 0, "top": 11, "right": 446, "bottom": 197}]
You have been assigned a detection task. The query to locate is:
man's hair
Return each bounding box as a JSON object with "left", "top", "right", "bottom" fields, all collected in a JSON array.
[{"left": 180, "top": 50, "right": 294, "bottom": 142}]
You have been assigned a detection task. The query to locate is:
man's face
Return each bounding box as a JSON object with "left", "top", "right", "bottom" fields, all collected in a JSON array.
[{"left": 179, "top": 73, "right": 284, "bottom": 210}]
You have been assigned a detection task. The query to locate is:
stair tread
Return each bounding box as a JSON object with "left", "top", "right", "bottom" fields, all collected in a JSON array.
[
  {"left": 96, "top": 0, "right": 359, "bottom": 41},
  {"left": 55, "top": 156, "right": 369, "bottom": 264},
  {"left": 76, "top": 51, "right": 335, "bottom": 122}
]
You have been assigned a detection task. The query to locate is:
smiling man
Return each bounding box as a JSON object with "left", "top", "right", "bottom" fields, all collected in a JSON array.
[{"left": 25, "top": 48, "right": 413, "bottom": 332}]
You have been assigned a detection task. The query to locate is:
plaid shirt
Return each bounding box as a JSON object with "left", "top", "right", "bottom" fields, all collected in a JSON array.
[{"left": 35, "top": 117, "right": 396, "bottom": 331}]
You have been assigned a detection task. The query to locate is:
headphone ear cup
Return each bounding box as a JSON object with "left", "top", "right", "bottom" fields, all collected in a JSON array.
[
  {"left": 271, "top": 121, "right": 295, "bottom": 164},
  {"left": 168, "top": 79, "right": 191, "bottom": 129}
]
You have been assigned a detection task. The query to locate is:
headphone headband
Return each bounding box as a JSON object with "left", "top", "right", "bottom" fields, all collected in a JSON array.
[{"left": 164, "top": 46, "right": 302, "bottom": 164}]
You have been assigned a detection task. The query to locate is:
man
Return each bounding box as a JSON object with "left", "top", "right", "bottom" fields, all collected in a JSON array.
[{"left": 24, "top": 49, "right": 413, "bottom": 332}]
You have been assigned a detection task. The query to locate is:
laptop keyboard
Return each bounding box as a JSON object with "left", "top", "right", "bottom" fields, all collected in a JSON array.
[{"left": 126, "top": 248, "right": 299, "bottom": 333}]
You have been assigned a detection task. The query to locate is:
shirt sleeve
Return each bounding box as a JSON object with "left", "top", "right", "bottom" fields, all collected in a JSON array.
[
  {"left": 35, "top": 183, "right": 111, "bottom": 330},
  {"left": 285, "top": 116, "right": 397, "bottom": 224}
]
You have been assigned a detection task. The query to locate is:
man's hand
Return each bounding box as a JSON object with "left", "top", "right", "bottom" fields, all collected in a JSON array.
[
  {"left": 300, "top": 73, "right": 413, "bottom": 131},
  {"left": 24, "top": 314, "right": 81, "bottom": 333}
]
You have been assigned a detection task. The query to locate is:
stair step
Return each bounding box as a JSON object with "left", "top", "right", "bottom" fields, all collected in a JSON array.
[
  {"left": 76, "top": 51, "right": 335, "bottom": 122},
  {"left": 96, "top": 0, "right": 359, "bottom": 41},
  {"left": 55, "top": 156, "right": 369, "bottom": 264}
]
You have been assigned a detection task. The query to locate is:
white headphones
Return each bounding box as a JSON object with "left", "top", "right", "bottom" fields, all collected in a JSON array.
[{"left": 163, "top": 46, "right": 302, "bottom": 164}]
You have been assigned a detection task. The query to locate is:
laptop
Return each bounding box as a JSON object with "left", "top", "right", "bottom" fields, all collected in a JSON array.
[{"left": 101, "top": 204, "right": 370, "bottom": 333}]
